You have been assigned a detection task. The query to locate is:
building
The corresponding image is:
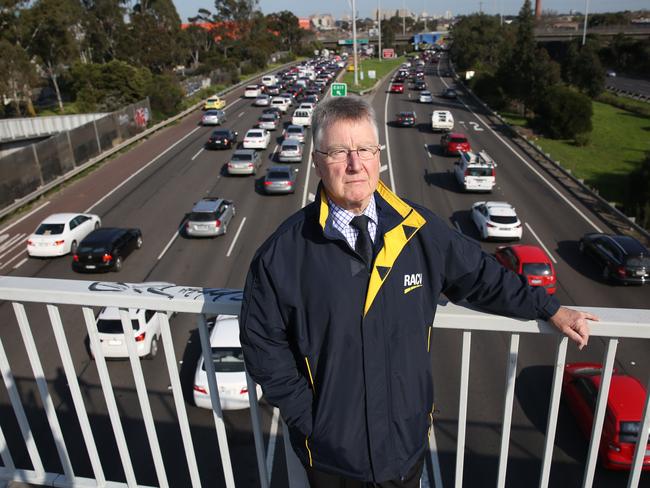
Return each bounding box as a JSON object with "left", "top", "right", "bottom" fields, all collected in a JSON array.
[
  {"left": 372, "top": 8, "right": 413, "bottom": 21},
  {"left": 309, "top": 14, "right": 335, "bottom": 30}
]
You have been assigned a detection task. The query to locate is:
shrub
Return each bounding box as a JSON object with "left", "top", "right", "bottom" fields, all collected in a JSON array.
[
  {"left": 470, "top": 73, "right": 508, "bottom": 110},
  {"left": 573, "top": 132, "right": 591, "bottom": 146},
  {"left": 146, "top": 73, "right": 183, "bottom": 119},
  {"left": 534, "top": 85, "right": 593, "bottom": 139}
]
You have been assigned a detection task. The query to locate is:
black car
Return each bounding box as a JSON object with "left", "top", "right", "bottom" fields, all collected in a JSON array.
[
  {"left": 206, "top": 129, "right": 238, "bottom": 149},
  {"left": 441, "top": 88, "right": 458, "bottom": 99},
  {"left": 72, "top": 227, "right": 143, "bottom": 272},
  {"left": 579, "top": 233, "right": 650, "bottom": 284},
  {"left": 413, "top": 80, "right": 427, "bottom": 90},
  {"left": 395, "top": 111, "right": 417, "bottom": 127}
]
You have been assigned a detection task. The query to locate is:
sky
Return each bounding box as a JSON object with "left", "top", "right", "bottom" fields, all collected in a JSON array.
[{"left": 173, "top": 0, "right": 649, "bottom": 22}]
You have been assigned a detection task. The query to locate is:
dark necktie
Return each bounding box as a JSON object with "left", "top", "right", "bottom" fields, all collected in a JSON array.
[{"left": 350, "top": 215, "right": 373, "bottom": 270}]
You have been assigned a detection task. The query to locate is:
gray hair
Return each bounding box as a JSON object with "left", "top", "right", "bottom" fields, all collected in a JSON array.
[{"left": 311, "top": 96, "right": 379, "bottom": 150}]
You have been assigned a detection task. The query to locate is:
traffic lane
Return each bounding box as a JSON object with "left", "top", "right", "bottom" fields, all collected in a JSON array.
[{"left": 605, "top": 74, "right": 650, "bottom": 98}]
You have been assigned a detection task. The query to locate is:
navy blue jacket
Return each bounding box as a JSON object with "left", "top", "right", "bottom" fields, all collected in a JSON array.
[{"left": 240, "top": 181, "right": 560, "bottom": 482}]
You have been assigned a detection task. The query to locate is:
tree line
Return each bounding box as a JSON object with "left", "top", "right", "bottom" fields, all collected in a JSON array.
[{"left": 0, "top": 0, "right": 311, "bottom": 119}]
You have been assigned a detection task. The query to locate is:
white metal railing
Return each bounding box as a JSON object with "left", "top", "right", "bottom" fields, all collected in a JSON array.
[{"left": 0, "top": 276, "right": 648, "bottom": 488}]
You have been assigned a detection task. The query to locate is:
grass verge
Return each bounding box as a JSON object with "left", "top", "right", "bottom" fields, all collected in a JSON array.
[{"left": 341, "top": 57, "right": 405, "bottom": 92}]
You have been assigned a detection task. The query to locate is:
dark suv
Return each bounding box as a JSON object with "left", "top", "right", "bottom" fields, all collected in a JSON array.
[
  {"left": 72, "top": 227, "right": 142, "bottom": 272},
  {"left": 579, "top": 233, "right": 650, "bottom": 284}
]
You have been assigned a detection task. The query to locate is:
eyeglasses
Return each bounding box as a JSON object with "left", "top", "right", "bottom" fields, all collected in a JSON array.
[{"left": 314, "top": 145, "right": 385, "bottom": 164}]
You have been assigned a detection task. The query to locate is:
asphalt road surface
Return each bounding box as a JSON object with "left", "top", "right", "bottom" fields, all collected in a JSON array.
[
  {"left": 0, "top": 57, "right": 648, "bottom": 488},
  {"left": 605, "top": 73, "right": 650, "bottom": 98}
]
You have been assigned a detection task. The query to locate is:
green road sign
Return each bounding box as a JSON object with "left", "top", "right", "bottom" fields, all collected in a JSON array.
[{"left": 331, "top": 83, "right": 347, "bottom": 97}]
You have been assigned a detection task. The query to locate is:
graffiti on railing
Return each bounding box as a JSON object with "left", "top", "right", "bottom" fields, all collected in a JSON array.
[{"left": 87, "top": 281, "right": 244, "bottom": 302}]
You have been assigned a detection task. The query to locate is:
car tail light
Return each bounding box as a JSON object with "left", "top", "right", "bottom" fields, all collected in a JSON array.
[
  {"left": 247, "top": 163, "right": 254, "bottom": 168},
  {"left": 193, "top": 385, "right": 208, "bottom": 395},
  {"left": 73, "top": 254, "right": 79, "bottom": 262},
  {"left": 515, "top": 223, "right": 522, "bottom": 228},
  {"left": 102, "top": 253, "right": 113, "bottom": 263},
  {"left": 491, "top": 167, "right": 496, "bottom": 177},
  {"left": 27, "top": 239, "right": 33, "bottom": 246},
  {"left": 55, "top": 240, "right": 65, "bottom": 246},
  {"left": 185, "top": 222, "right": 191, "bottom": 229},
  {"left": 464, "top": 169, "right": 470, "bottom": 177},
  {"left": 240, "top": 387, "right": 249, "bottom": 395},
  {"left": 616, "top": 266, "right": 626, "bottom": 277},
  {"left": 215, "top": 219, "right": 221, "bottom": 228},
  {"left": 264, "top": 181, "right": 273, "bottom": 186},
  {"left": 135, "top": 332, "right": 146, "bottom": 342},
  {"left": 486, "top": 223, "right": 496, "bottom": 228}
]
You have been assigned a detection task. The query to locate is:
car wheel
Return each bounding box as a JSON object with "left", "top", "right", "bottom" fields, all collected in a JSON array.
[
  {"left": 70, "top": 240, "right": 78, "bottom": 255},
  {"left": 147, "top": 337, "right": 158, "bottom": 359},
  {"left": 136, "top": 236, "right": 143, "bottom": 249},
  {"left": 113, "top": 256, "right": 123, "bottom": 272},
  {"left": 94, "top": 221, "right": 100, "bottom": 230}
]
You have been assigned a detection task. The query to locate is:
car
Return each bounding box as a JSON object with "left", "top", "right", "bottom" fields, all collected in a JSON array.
[
  {"left": 206, "top": 129, "right": 238, "bottom": 150},
  {"left": 72, "top": 227, "right": 142, "bottom": 272},
  {"left": 431, "top": 110, "right": 454, "bottom": 132},
  {"left": 257, "top": 113, "right": 279, "bottom": 131},
  {"left": 91, "top": 307, "right": 168, "bottom": 359},
  {"left": 27, "top": 213, "right": 101, "bottom": 257},
  {"left": 262, "top": 107, "right": 282, "bottom": 120},
  {"left": 441, "top": 88, "right": 458, "bottom": 99},
  {"left": 263, "top": 166, "right": 297, "bottom": 194},
  {"left": 579, "top": 233, "right": 650, "bottom": 285},
  {"left": 419, "top": 91, "right": 433, "bottom": 103},
  {"left": 303, "top": 94, "right": 319, "bottom": 105},
  {"left": 283, "top": 124, "right": 305, "bottom": 143},
  {"left": 244, "top": 85, "right": 262, "bottom": 98},
  {"left": 266, "top": 84, "right": 281, "bottom": 96},
  {"left": 389, "top": 82, "right": 404, "bottom": 93},
  {"left": 494, "top": 245, "right": 557, "bottom": 294},
  {"left": 201, "top": 110, "right": 226, "bottom": 126},
  {"left": 227, "top": 149, "right": 261, "bottom": 176},
  {"left": 203, "top": 96, "right": 226, "bottom": 110},
  {"left": 562, "top": 363, "right": 650, "bottom": 471},
  {"left": 278, "top": 139, "right": 303, "bottom": 162},
  {"left": 471, "top": 202, "right": 522, "bottom": 240},
  {"left": 413, "top": 80, "right": 427, "bottom": 90},
  {"left": 193, "top": 315, "right": 263, "bottom": 410},
  {"left": 291, "top": 109, "right": 312, "bottom": 127},
  {"left": 395, "top": 111, "right": 416, "bottom": 127},
  {"left": 270, "top": 96, "right": 291, "bottom": 113},
  {"left": 298, "top": 102, "right": 315, "bottom": 114},
  {"left": 606, "top": 70, "right": 617, "bottom": 77},
  {"left": 261, "top": 74, "right": 278, "bottom": 87},
  {"left": 184, "top": 198, "right": 236, "bottom": 237},
  {"left": 454, "top": 150, "right": 496, "bottom": 192},
  {"left": 243, "top": 129, "right": 271, "bottom": 149},
  {"left": 254, "top": 94, "right": 271, "bottom": 107},
  {"left": 441, "top": 132, "right": 470, "bottom": 156}
]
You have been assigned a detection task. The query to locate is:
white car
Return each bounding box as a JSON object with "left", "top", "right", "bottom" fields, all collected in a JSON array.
[
  {"left": 243, "top": 129, "right": 271, "bottom": 149},
  {"left": 254, "top": 94, "right": 270, "bottom": 107},
  {"left": 244, "top": 85, "right": 262, "bottom": 98},
  {"left": 471, "top": 201, "right": 523, "bottom": 240},
  {"left": 291, "top": 109, "right": 312, "bottom": 127},
  {"left": 261, "top": 74, "right": 278, "bottom": 86},
  {"left": 419, "top": 90, "right": 433, "bottom": 103},
  {"left": 454, "top": 150, "right": 497, "bottom": 192},
  {"left": 283, "top": 124, "right": 305, "bottom": 143},
  {"left": 91, "top": 307, "right": 169, "bottom": 359},
  {"left": 193, "top": 315, "right": 263, "bottom": 410},
  {"left": 431, "top": 110, "right": 454, "bottom": 132},
  {"left": 270, "top": 97, "right": 291, "bottom": 113},
  {"left": 297, "top": 102, "right": 315, "bottom": 113},
  {"left": 278, "top": 139, "right": 303, "bottom": 162},
  {"left": 27, "top": 213, "right": 101, "bottom": 257}
]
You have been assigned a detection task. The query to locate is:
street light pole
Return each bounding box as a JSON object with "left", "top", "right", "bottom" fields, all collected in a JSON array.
[
  {"left": 378, "top": 0, "right": 382, "bottom": 61},
  {"left": 582, "top": 0, "right": 589, "bottom": 46},
  {"left": 353, "top": 0, "right": 358, "bottom": 85},
  {"left": 402, "top": 0, "right": 406, "bottom": 36}
]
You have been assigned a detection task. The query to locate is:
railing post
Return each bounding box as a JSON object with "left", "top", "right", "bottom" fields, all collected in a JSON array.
[
  {"left": 246, "top": 369, "right": 269, "bottom": 488},
  {"left": 454, "top": 331, "right": 472, "bottom": 488},
  {"left": 496, "top": 333, "right": 520, "bottom": 488}
]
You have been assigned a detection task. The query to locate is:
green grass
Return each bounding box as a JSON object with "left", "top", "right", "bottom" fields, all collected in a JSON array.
[
  {"left": 519, "top": 101, "right": 650, "bottom": 205},
  {"left": 341, "top": 57, "right": 405, "bottom": 92}
]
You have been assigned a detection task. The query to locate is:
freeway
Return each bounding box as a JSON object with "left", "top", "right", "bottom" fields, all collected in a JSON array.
[
  {"left": 605, "top": 73, "right": 650, "bottom": 99},
  {"left": 0, "top": 56, "right": 648, "bottom": 488}
]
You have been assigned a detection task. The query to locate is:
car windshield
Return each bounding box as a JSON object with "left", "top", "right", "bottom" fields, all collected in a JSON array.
[
  {"left": 522, "top": 263, "right": 552, "bottom": 276},
  {"left": 287, "top": 128, "right": 302, "bottom": 135},
  {"left": 625, "top": 256, "right": 650, "bottom": 268},
  {"left": 467, "top": 167, "right": 493, "bottom": 177},
  {"left": 35, "top": 223, "right": 65, "bottom": 235},
  {"left": 268, "top": 171, "right": 289, "bottom": 180},
  {"left": 490, "top": 215, "right": 518, "bottom": 224},
  {"left": 97, "top": 318, "right": 140, "bottom": 333},
  {"left": 619, "top": 421, "right": 643, "bottom": 443},
  {"left": 188, "top": 212, "right": 216, "bottom": 222},
  {"left": 248, "top": 132, "right": 263, "bottom": 138},
  {"left": 282, "top": 145, "right": 298, "bottom": 151},
  {"left": 203, "top": 347, "right": 245, "bottom": 372},
  {"left": 205, "top": 111, "right": 220, "bottom": 116},
  {"left": 77, "top": 245, "right": 107, "bottom": 254},
  {"left": 260, "top": 116, "right": 274, "bottom": 122},
  {"left": 231, "top": 153, "right": 252, "bottom": 162},
  {"left": 212, "top": 131, "right": 229, "bottom": 137},
  {"left": 451, "top": 137, "right": 467, "bottom": 144}
]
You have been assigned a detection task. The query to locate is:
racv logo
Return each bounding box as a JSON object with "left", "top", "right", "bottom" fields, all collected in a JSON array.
[{"left": 403, "top": 273, "right": 423, "bottom": 294}]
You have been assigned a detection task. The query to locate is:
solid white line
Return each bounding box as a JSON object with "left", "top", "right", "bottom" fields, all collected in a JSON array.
[
  {"left": 85, "top": 126, "right": 202, "bottom": 213},
  {"left": 13, "top": 257, "right": 28, "bottom": 269},
  {"left": 442, "top": 56, "right": 603, "bottom": 233},
  {"left": 525, "top": 222, "right": 558, "bottom": 264},
  {"left": 226, "top": 217, "right": 246, "bottom": 257},
  {"left": 0, "top": 233, "right": 26, "bottom": 254},
  {"left": 424, "top": 144, "right": 432, "bottom": 159},
  {"left": 157, "top": 231, "right": 179, "bottom": 260},
  {"left": 383, "top": 90, "right": 397, "bottom": 192},
  {"left": 0, "top": 234, "right": 26, "bottom": 260},
  {"left": 265, "top": 407, "right": 280, "bottom": 484},
  {"left": 0, "top": 235, "right": 8, "bottom": 245},
  {"left": 0, "top": 201, "right": 50, "bottom": 235},
  {"left": 301, "top": 134, "right": 314, "bottom": 208},
  {"left": 0, "top": 250, "right": 27, "bottom": 270},
  {"left": 191, "top": 148, "right": 203, "bottom": 161}
]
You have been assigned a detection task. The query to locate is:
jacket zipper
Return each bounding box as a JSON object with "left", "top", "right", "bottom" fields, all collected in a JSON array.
[{"left": 304, "top": 356, "right": 315, "bottom": 467}]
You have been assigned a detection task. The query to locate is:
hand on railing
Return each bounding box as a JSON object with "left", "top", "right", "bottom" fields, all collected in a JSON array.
[{"left": 548, "top": 306, "right": 598, "bottom": 351}]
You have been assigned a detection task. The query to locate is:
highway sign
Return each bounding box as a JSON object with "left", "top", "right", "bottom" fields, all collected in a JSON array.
[
  {"left": 382, "top": 48, "right": 396, "bottom": 59},
  {"left": 331, "top": 83, "right": 347, "bottom": 97}
]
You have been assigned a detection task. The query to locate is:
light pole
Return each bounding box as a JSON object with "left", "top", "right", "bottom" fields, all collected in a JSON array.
[
  {"left": 402, "top": 0, "right": 406, "bottom": 36},
  {"left": 581, "top": 0, "right": 589, "bottom": 45},
  {"left": 378, "top": 0, "right": 382, "bottom": 61},
  {"left": 352, "top": 0, "right": 358, "bottom": 86}
]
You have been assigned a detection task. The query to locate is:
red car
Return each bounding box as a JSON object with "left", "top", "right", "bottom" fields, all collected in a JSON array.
[
  {"left": 440, "top": 132, "right": 471, "bottom": 156},
  {"left": 389, "top": 82, "right": 404, "bottom": 93},
  {"left": 495, "top": 245, "right": 557, "bottom": 294},
  {"left": 562, "top": 363, "right": 650, "bottom": 471}
]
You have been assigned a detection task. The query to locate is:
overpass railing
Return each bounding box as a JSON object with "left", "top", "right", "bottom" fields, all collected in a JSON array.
[{"left": 0, "top": 276, "right": 648, "bottom": 487}]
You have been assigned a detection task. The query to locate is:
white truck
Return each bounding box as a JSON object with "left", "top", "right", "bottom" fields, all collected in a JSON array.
[{"left": 431, "top": 110, "right": 454, "bottom": 132}]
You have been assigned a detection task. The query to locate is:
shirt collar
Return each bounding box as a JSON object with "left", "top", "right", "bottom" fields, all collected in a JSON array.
[{"left": 327, "top": 194, "right": 378, "bottom": 227}]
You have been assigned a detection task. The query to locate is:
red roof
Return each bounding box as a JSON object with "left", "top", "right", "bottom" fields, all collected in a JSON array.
[{"left": 592, "top": 374, "right": 647, "bottom": 420}]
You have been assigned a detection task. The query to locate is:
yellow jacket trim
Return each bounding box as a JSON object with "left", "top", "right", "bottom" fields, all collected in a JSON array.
[
  {"left": 305, "top": 437, "right": 313, "bottom": 466},
  {"left": 304, "top": 357, "right": 316, "bottom": 395},
  {"left": 427, "top": 325, "right": 432, "bottom": 352},
  {"left": 318, "top": 186, "right": 329, "bottom": 230}
]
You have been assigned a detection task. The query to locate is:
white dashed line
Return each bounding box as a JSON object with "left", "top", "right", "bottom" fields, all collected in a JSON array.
[
  {"left": 0, "top": 233, "right": 26, "bottom": 255},
  {"left": 12, "top": 257, "right": 28, "bottom": 270},
  {"left": 0, "top": 201, "right": 50, "bottom": 235},
  {"left": 383, "top": 90, "right": 397, "bottom": 192},
  {"left": 380, "top": 165, "right": 388, "bottom": 173},
  {"left": 424, "top": 144, "right": 432, "bottom": 158},
  {"left": 301, "top": 135, "right": 314, "bottom": 208},
  {"left": 0, "top": 251, "right": 27, "bottom": 270},
  {"left": 238, "top": 112, "right": 245, "bottom": 118},
  {"left": 226, "top": 217, "right": 246, "bottom": 257},
  {"left": 191, "top": 148, "right": 203, "bottom": 161},
  {"left": 525, "top": 222, "right": 557, "bottom": 264},
  {"left": 157, "top": 231, "right": 180, "bottom": 260}
]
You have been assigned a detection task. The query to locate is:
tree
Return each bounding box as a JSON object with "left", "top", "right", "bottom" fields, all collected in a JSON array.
[
  {"left": 182, "top": 24, "right": 216, "bottom": 68},
  {"left": 0, "top": 40, "right": 39, "bottom": 116},
  {"left": 628, "top": 152, "right": 650, "bottom": 229},
  {"left": 534, "top": 85, "right": 592, "bottom": 140},
  {"left": 78, "top": 0, "right": 128, "bottom": 63},
  {"left": 450, "top": 14, "right": 506, "bottom": 72},
  {"left": 266, "top": 11, "right": 303, "bottom": 54}
]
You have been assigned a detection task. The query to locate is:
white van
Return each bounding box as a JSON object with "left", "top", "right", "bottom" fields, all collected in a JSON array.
[
  {"left": 292, "top": 109, "right": 312, "bottom": 127},
  {"left": 431, "top": 110, "right": 454, "bottom": 132},
  {"left": 454, "top": 150, "right": 497, "bottom": 192},
  {"left": 261, "top": 75, "right": 278, "bottom": 87}
]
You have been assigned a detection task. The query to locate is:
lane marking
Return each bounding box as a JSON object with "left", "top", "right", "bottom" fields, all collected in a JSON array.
[
  {"left": 424, "top": 144, "right": 432, "bottom": 158},
  {"left": 157, "top": 231, "right": 180, "bottom": 260},
  {"left": 191, "top": 148, "right": 203, "bottom": 161},
  {"left": 0, "top": 251, "right": 27, "bottom": 270},
  {"left": 0, "top": 234, "right": 27, "bottom": 260},
  {"left": 226, "top": 217, "right": 246, "bottom": 257},
  {"left": 525, "top": 222, "right": 558, "bottom": 264},
  {"left": 13, "top": 257, "right": 28, "bottom": 269},
  {"left": 0, "top": 233, "right": 26, "bottom": 254},
  {"left": 265, "top": 407, "right": 280, "bottom": 484},
  {"left": 301, "top": 134, "right": 314, "bottom": 208},
  {"left": 380, "top": 164, "right": 388, "bottom": 173},
  {"left": 383, "top": 90, "right": 397, "bottom": 192},
  {"left": 0, "top": 201, "right": 50, "bottom": 235},
  {"left": 238, "top": 111, "right": 245, "bottom": 118},
  {"left": 439, "top": 55, "right": 603, "bottom": 233},
  {"left": 0, "top": 235, "right": 8, "bottom": 245},
  {"left": 86, "top": 126, "right": 202, "bottom": 213}
]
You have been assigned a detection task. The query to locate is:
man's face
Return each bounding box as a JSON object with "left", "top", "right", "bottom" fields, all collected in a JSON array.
[{"left": 314, "top": 118, "right": 380, "bottom": 214}]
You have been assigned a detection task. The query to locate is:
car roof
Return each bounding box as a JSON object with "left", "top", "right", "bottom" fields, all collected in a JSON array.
[
  {"left": 208, "top": 315, "right": 241, "bottom": 346},
  {"left": 588, "top": 374, "right": 647, "bottom": 419},
  {"left": 507, "top": 245, "right": 551, "bottom": 263},
  {"left": 268, "top": 165, "right": 291, "bottom": 173},
  {"left": 191, "top": 198, "right": 224, "bottom": 213},
  {"left": 204, "top": 110, "right": 223, "bottom": 115},
  {"left": 40, "top": 213, "right": 83, "bottom": 223},
  {"left": 98, "top": 307, "right": 146, "bottom": 320},
  {"left": 608, "top": 235, "right": 648, "bottom": 255},
  {"left": 246, "top": 129, "right": 264, "bottom": 135},
  {"left": 286, "top": 125, "right": 303, "bottom": 131},
  {"left": 484, "top": 202, "right": 516, "bottom": 216},
  {"left": 281, "top": 139, "right": 300, "bottom": 146},
  {"left": 82, "top": 227, "right": 128, "bottom": 243}
]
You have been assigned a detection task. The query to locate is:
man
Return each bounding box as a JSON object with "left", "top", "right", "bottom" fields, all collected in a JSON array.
[{"left": 240, "top": 96, "right": 595, "bottom": 487}]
